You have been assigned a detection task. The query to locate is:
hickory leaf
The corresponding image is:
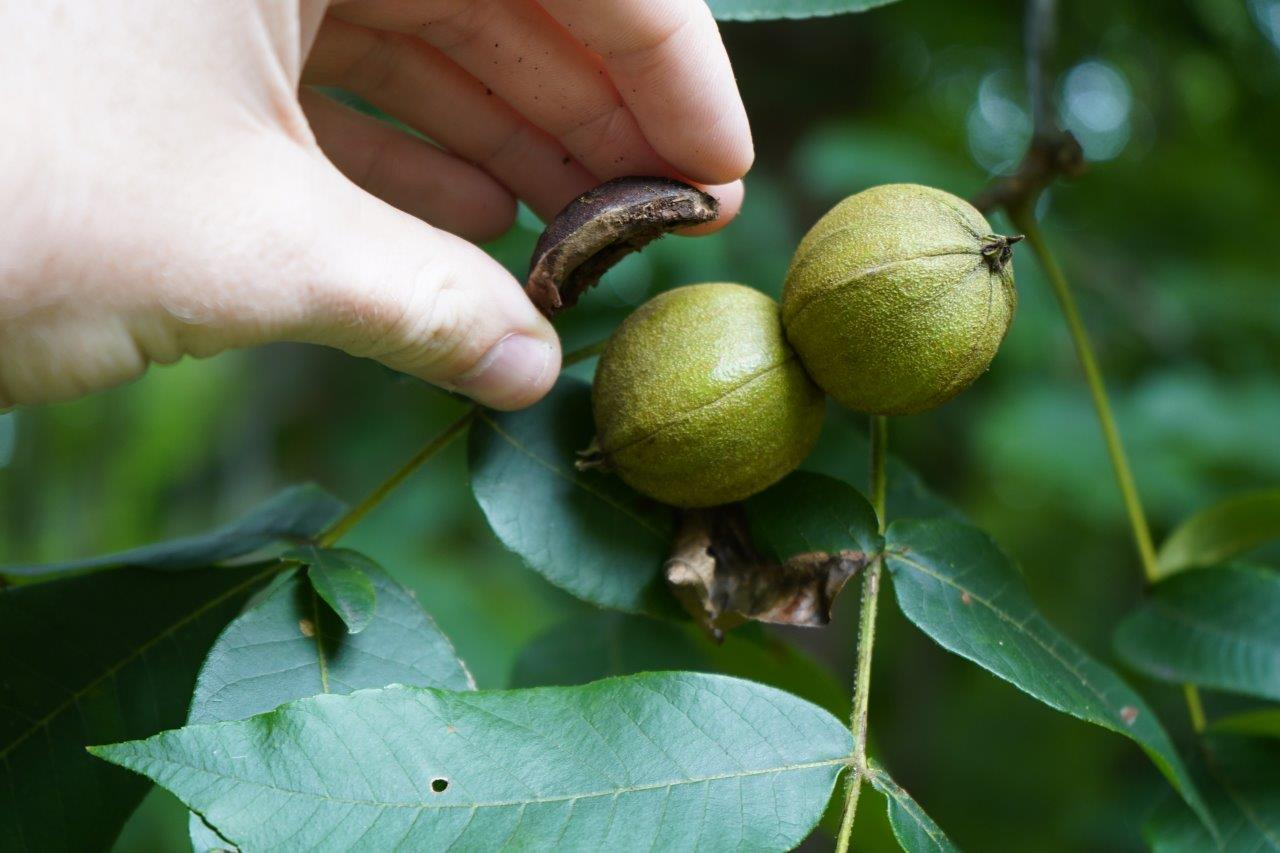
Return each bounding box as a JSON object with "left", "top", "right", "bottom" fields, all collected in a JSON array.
[
  {"left": 93, "top": 673, "right": 851, "bottom": 851},
  {"left": 1114, "top": 564, "right": 1280, "bottom": 701},
  {"left": 0, "top": 563, "right": 277, "bottom": 852},
  {"left": 2, "top": 484, "right": 343, "bottom": 580},
  {"left": 1157, "top": 489, "right": 1280, "bottom": 578},
  {"left": 468, "top": 377, "right": 678, "bottom": 616},
  {"left": 885, "top": 518, "right": 1215, "bottom": 837}
]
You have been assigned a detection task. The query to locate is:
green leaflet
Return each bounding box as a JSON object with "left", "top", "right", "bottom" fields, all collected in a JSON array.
[
  {"left": 285, "top": 546, "right": 379, "bottom": 634},
  {"left": 885, "top": 518, "right": 1215, "bottom": 838},
  {"left": 184, "top": 565, "right": 474, "bottom": 851},
  {"left": 708, "top": 0, "right": 902, "bottom": 22},
  {"left": 0, "top": 563, "right": 277, "bottom": 852},
  {"left": 94, "top": 673, "right": 851, "bottom": 851},
  {"left": 3, "top": 484, "right": 343, "bottom": 580},
  {"left": 1114, "top": 564, "right": 1280, "bottom": 700},
  {"left": 1157, "top": 489, "right": 1280, "bottom": 578},
  {"left": 866, "top": 762, "right": 959, "bottom": 853},
  {"left": 468, "top": 377, "right": 678, "bottom": 617}
]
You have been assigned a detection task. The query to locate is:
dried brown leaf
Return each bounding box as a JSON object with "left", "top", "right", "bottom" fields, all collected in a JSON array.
[{"left": 665, "top": 507, "right": 866, "bottom": 638}]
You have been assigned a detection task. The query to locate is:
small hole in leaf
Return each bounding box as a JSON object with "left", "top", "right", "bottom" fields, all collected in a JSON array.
[{"left": 431, "top": 778, "right": 449, "bottom": 793}]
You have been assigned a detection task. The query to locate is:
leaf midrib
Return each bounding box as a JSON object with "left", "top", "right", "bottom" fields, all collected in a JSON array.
[
  {"left": 1217, "top": 771, "right": 1280, "bottom": 847},
  {"left": 889, "top": 550, "right": 1123, "bottom": 725},
  {"left": 1143, "top": 598, "right": 1280, "bottom": 656},
  {"left": 105, "top": 753, "right": 845, "bottom": 811}
]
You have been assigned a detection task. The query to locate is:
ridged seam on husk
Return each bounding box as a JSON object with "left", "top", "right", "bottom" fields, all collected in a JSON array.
[
  {"left": 782, "top": 247, "right": 984, "bottom": 327},
  {"left": 599, "top": 353, "right": 805, "bottom": 460}
]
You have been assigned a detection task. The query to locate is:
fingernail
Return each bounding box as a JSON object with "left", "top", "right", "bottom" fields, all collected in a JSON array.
[{"left": 455, "top": 333, "right": 557, "bottom": 410}]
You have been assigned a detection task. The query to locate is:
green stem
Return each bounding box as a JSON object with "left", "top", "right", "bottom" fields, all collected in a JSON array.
[
  {"left": 317, "top": 336, "right": 608, "bottom": 549},
  {"left": 562, "top": 338, "right": 608, "bottom": 367},
  {"left": 835, "top": 415, "right": 889, "bottom": 853},
  {"left": 1183, "top": 684, "right": 1207, "bottom": 734},
  {"left": 869, "top": 415, "right": 888, "bottom": 536},
  {"left": 318, "top": 407, "right": 477, "bottom": 548},
  {"left": 1010, "top": 206, "right": 1207, "bottom": 729},
  {"left": 1009, "top": 208, "right": 1159, "bottom": 583}
]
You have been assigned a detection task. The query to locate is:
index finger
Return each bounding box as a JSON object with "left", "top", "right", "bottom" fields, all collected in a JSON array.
[{"left": 538, "top": 0, "right": 754, "bottom": 186}]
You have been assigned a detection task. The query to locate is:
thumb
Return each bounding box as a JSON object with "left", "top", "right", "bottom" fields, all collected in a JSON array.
[{"left": 278, "top": 155, "right": 561, "bottom": 410}]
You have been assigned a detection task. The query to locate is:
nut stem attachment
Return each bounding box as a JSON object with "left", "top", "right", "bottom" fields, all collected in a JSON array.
[{"left": 980, "top": 234, "right": 1025, "bottom": 274}]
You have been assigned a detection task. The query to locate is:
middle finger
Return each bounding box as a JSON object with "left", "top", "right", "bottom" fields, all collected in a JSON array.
[{"left": 331, "top": 0, "right": 672, "bottom": 181}]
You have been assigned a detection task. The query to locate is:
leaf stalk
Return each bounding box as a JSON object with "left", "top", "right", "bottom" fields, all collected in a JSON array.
[
  {"left": 1010, "top": 208, "right": 1207, "bottom": 732},
  {"left": 1010, "top": 211, "right": 1160, "bottom": 582},
  {"left": 317, "top": 337, "right": 608, "bottom": 548},
  {"left": 318, "top": 408, "right": 478, "bottom": 548}
]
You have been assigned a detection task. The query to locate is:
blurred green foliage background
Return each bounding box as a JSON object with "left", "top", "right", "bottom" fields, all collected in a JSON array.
[{"left": 3, "top": 0, "right": 1278, "bottom": 849}]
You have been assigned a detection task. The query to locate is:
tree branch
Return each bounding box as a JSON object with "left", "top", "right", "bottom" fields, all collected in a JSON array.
[{"left": 972, "top": 0, "right": 1086, "bottom": 215}]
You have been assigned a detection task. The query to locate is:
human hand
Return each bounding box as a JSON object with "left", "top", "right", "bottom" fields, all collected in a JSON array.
[{"left": 0, "top": 0, "right": 751, "bottom": 410}]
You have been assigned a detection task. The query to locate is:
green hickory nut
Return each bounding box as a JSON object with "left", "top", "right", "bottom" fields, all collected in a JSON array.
[
  {"left": 583, "top": 283, "right": 825, "bottom": 508},
  {"left": 781, "top": 183, "right": 1021, "bottom": 416}
]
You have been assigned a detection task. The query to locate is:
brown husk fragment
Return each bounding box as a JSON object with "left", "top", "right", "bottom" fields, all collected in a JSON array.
[
  {"left": 664, "top": 506, "right": 867, "bottom": 639},
  {"left": 526, "top": 177, "right": 719, "bottom": 317}
]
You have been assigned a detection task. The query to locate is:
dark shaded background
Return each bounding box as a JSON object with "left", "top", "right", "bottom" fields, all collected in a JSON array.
[{"left": 3, "top": 0, "right": 1278, "bottom": 849}]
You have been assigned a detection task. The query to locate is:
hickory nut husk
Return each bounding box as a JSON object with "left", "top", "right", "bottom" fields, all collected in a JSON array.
[
  {"left": 582, "top": 283, "right": 825, "bottom": 508},
  {"left": 781, "top": 183, "right": 1020, "bottom": 415}
]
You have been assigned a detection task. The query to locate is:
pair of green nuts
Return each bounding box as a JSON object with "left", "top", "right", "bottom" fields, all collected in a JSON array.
[{"left": 587, "top": 183, "right": 1020, "bottom": 508}]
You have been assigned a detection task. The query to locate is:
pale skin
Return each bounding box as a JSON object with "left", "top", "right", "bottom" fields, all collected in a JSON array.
[{"left": 0, "top": 0, "right": 752, "bottom": 411}]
